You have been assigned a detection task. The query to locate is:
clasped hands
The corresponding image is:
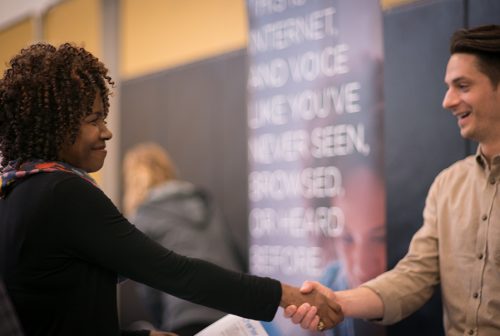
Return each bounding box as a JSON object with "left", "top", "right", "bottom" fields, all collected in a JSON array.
[
  {"left": 281, "top": 281, "right": 343, "bottom": 332},
  {"left": 151, "top": 281, "right": 341, "bottom": 335}
]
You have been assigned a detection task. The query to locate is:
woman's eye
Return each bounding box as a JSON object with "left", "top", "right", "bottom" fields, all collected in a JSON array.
[{"left": 87, "top": 117, "right": 106, "bottom": 125}]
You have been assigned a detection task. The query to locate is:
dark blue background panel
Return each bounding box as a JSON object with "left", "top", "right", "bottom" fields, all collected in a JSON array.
[{"left": 383, "top": 0, "right": 465, "bottom": 335}]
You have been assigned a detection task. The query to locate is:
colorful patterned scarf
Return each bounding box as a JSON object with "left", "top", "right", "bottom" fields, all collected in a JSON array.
[{"left": 0, "top": 160, "right": 97, "bottom": 198}]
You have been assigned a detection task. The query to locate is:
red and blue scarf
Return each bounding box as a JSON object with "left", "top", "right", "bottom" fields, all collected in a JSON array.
[{"left": 0, "top": 160, "right": 97, "bottom": 198}]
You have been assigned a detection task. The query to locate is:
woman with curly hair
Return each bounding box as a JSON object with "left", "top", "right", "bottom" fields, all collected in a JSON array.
[{"left": 0, "top": 43, "right": 342, "bottom": 336}]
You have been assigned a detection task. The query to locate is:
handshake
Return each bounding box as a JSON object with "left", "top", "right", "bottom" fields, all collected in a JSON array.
[
  {"left": 281, "top": 280, "right": 382, "bottom": 332},
  {"left": 280, "top": 281, "right": 343, "bottom": 332}
]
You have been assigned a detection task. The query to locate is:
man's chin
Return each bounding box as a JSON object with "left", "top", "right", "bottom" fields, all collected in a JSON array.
[{"left": 459, "top": 128, "right": 473, "bottom": 140}]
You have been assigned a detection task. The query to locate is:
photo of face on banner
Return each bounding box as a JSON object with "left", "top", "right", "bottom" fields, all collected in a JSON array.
[
  {"left": 331, "top": 166, "right": 386, "bottom": 288},
  {"left": 317, "top": 165, "right": 386, "bottom": 336}
]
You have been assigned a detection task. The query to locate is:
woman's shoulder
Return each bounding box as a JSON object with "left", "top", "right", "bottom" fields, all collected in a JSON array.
[
  {"left": 24, "top": 171, "right": 102, "bottom": 199},
  {"left": 8, "top": 170, "right": 80, "bottom": 192},
  {"left": 29, "top": 170, "right": 93, "bottom": 186}
]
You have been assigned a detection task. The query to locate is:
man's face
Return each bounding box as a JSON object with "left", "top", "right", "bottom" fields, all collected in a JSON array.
[
  {"left": 443, "top": 53, "right": 500, "bottom": 145},
  {"left": 58, "top": 92, "right": 112, "bottom": 173}
]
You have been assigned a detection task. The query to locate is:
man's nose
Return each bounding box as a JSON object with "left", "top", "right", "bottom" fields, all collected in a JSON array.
[{"left": 442, "top": 88, "right": 459, "bottom": 110}]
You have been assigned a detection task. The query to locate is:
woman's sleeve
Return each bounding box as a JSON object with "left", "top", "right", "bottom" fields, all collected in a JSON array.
[{"left": 53, "top": 176, "right": 281, "bottom": 321}]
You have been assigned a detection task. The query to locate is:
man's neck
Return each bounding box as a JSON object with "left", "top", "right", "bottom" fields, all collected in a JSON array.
[{"left": 480, "top": 143, "right": 500, "bottom": 168}]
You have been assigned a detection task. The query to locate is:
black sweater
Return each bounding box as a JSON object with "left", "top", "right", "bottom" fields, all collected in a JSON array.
[{"left": 0, "top": 172, "right": 281, "bottom": 336}]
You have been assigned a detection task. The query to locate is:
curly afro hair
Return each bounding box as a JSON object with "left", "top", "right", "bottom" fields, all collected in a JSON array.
[{"left": 0, "top": 43, "right": 114, "bottom": 169}]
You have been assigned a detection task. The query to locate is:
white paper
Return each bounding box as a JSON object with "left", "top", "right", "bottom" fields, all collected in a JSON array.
[{"left": 194, "top": 314, "right": 269, "bottom": 336}]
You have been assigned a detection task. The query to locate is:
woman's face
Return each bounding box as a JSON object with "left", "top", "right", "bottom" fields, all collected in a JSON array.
[{"left": 58, "top": 92, "right": 112, "bottom": 172}]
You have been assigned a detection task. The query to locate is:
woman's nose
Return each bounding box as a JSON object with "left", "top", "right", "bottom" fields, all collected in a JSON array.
[{"left": 101, "top": 124, "right": 113, "bottom": 140}]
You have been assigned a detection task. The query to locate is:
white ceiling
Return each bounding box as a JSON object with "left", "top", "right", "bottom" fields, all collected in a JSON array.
[{"left": 0, "top": 0, "right": 62, "bottom": 30}]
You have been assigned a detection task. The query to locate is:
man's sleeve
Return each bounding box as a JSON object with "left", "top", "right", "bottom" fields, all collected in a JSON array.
[{"left": 361, "top": 174, "right": 442, "bottom": 324}]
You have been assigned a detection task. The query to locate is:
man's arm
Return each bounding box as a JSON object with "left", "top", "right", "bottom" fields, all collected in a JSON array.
[
  {"left": 287, "top": 170, "right": 447, "bottom": 330},
  {"left": 333, "top": 286, "right": 383, "bottom": 320}
]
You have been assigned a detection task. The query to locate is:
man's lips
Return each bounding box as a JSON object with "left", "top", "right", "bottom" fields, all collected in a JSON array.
[
  {"left": 454, "top": 111, "right": 471, "bottom": 119},
  {"left": 459, "top": 112, "right": 471, "bottom": 119},
  {"left": 455, "top": 111, "right": 471, "bottom": 128}
]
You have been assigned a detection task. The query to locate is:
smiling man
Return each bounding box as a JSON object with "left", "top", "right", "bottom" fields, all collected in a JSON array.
[{"left": 285, "top": 24, "right": 500, "bottom": 336}]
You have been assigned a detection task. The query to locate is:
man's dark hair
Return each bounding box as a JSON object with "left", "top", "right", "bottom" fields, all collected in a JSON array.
[
  {"left": 450, "top": 24, "right": 500, "bottom": 87},
  {"left": 0, "top": 43, "right": 113, "bottom": 169}
]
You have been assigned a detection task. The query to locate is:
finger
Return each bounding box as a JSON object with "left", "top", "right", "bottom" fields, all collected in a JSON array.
[
  {"left": 300, "top": 305, "right": 318, "bottom": 329},
  {"left": 321, "top": 309, "right": 340, "bottom": 329},
  {"left": 321, "top": 317, "right": 334, "bottom": 330},
  {"left": 327, "top": 308, "right": 344, "bottom": 327},
  {"left": 331, "top": 302, "right": 344, "bottom": 321},
  {"left": 284, "top": 305, "right": 297, "bottom": 318},
  {"left": 291, "top": 303, "right": 311, "bottom": 324},
  {"left": 328, "top": 300, "right": 342, "bottom": 314},
  {"left": 308, "top": 315, "right": 320, "bottom": 331},
  {"left": 336, "top": 309, "right": 345, "bottom": 324},
  {"left": 326, "top": 289, "right": 337, "bottom": 300},
  {"left": 300, "top": 281, "right": 314, "bottom": 293}
]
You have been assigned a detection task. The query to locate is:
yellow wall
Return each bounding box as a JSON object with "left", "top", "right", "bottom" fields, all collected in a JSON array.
[
  {"left": 1, "top": 0, "right": 417, "bottom": 78},
  {"left": 120, "top": 0, "right": 248, "bottom": 79},
  {"left": 44, "top": 0, "right": 101, "bottom": 58},
  {"left": 44, "top": 0, "right": 103, "bottom": 184},
  {"left": 0, "top": 18, "right": 34, "bottom": 75},
  {"left": 0, "top": 0, "right": 101, "bottom": 74},
  {"left": 382, "top": 0, "right": 416, "bottom": 10},
  {"left": 120, "top": 0, "right": 416, "bottom": 79}
]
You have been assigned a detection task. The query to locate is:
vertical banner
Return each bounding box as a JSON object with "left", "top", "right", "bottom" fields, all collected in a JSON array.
[{"left": 246, "top": 1, "right": 385, "bottom": 335}]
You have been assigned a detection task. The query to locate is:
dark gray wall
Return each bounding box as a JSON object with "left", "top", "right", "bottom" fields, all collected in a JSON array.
[
  {"left": 120, "top": 49, "right": 249, "bottom": 269},
  {"left": 119, "top": 50, "right": 250, "bottom": 328},
  {"left": 383, "top": 0, "right": 464, "bottom": 335},
  {"left": 469, "top": 0, "right": 500, "bottom": 27}
]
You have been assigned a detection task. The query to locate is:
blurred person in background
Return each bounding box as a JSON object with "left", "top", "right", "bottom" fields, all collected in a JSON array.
[{"left": 123, "top": 143, "right": 244, "bottom": 335}]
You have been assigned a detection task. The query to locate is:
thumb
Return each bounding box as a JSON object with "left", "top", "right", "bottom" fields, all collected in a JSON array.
[
  {"left": 284, "top": 305, "right": 298, "bottom": 317},
  {"left": 300, "top": 281, "right": 315, "bottom": 293}
]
